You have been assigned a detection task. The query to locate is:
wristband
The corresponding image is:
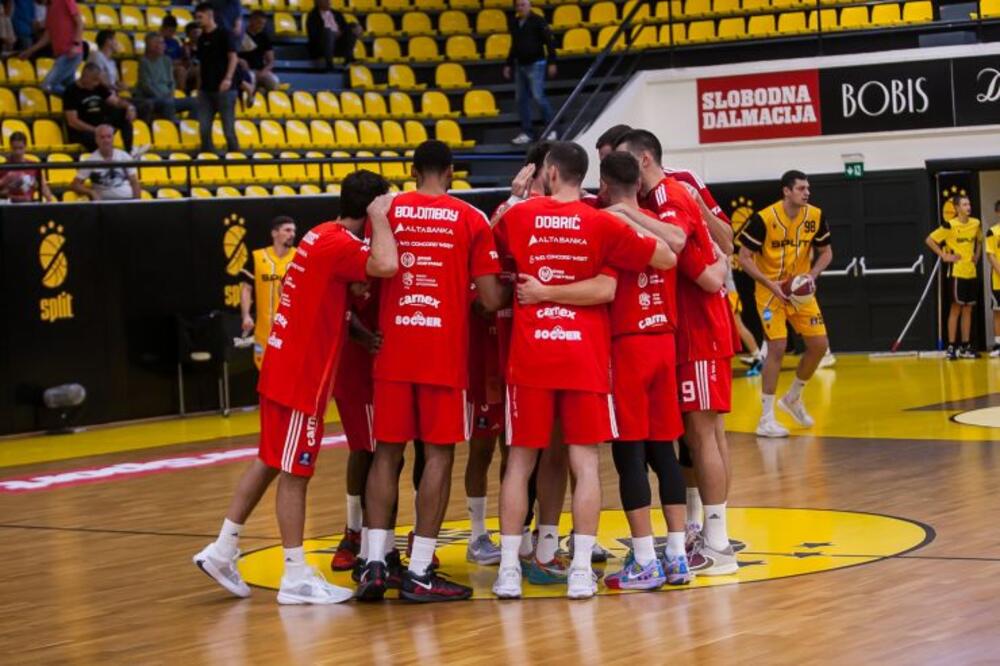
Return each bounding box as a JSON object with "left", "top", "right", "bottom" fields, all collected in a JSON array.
[{"left": 505, "top": 194, "right": 525, "bottom": 206}]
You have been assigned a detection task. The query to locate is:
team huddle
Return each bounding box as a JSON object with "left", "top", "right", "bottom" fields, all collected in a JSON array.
[{"left": 193, "top": 126, "right": 833, "bottom": 604}]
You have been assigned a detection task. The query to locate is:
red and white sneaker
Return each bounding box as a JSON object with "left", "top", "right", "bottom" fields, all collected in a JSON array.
[
  {"left": 330, "top": 527, "right": 361, "bottom": 571},
  {"left": 400, "top": 568, "right": 472, "bottom": 602}
]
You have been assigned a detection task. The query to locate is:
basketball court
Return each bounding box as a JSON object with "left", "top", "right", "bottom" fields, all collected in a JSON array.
[{"left": 2, "top": 355, "right": 998, "bottom": 663}]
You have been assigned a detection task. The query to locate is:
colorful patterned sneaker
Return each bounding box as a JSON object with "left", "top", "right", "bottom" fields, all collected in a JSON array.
[
  {"left": 747, "top": 358, "right": 763, "bottom": 377},
  {"left": 693, "top": 542, "right": 739, "bottom": 576},
  {"left": 466, "top": 533, "right": 502, "bottom": 565},
  {"left": 663, "top": 552, "right": 694, "bottom": 586},
  {"left": 685, "top": 523, "right": 702, "bottom": 553},
  {"left": 400, "top": 569, "right": 473, "bottom": 602},
  {"left": 524, "top": 555, "right": 571, "bottom": 585},
  {"left": 605, "top": 556, "right": 666, "bottom": 591},
  {"left": 330, "top": 527, "right": 361, "bottom": 571}
]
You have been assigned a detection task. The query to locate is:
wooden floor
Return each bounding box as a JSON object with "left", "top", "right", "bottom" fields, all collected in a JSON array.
[{"left": 2, "top": 355, "right": 999, "bottom": 664}]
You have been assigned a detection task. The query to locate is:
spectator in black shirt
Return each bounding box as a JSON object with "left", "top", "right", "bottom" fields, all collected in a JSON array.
[
  {"left": 240, "top": 10, "right": 278, "bottom": 93},
  {"left": 504, "top": 0, "right": 557, "bottom": 145},
  {"left": 63, "top": 62, "right": 136, "bottom": 152},
  {"left": 194, "top": 2, "right": 239, "bottom": 152},
  {"left": 306, "top": 0, "right": 361, "bottom": 71}
]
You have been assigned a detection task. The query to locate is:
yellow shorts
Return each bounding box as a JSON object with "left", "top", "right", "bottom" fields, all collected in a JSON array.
[
  {"left": 754, "top": 286, "right": 827, "bottom": 339},
  {"left": 728, "top": 289, "right": 742, "bottom": 316}
]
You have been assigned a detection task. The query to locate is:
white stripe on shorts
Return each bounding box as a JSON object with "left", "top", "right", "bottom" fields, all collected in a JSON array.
[
  {"left": 505, "top": 385, "right": 513, "bottom": 445},
  {"left": 607, "top": 393, "right": 619, "bottom": 440},
  {"left": 282, "top": 410, "right": 303, "bottom": 472}
]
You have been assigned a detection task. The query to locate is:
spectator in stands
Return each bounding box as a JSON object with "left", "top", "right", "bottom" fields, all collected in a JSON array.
[
  {"left": 179, "top": 22, "right": 202, "bottom": 94},
  {"left": 71, "top": 124, "right": 141, "bottom": 201},
  {"left": 1, "top": 3, "right": 16, "bottom": 52},
  {"left": 10, "top": 0, "right": 35, "bottom": 50},
  {"left": 241, "top": 10, "right": 278, "bottom": 92},
  {"left": 306, "top": 0, "right": 360, "bottom": 71},
  {"left": 18, "top": 0, "right": 83, "bottom": 95},
  {"left": 63, "top": 62, "right": 136, "bottom": 153},
  {"left": 32, "top": 0, "right": 46, "bottom": 43},
  {"left": 503, "top": 0, "right": 557, "bottom": 145},
  {"left": 194, "top": 2, "right": 239, "bottom": 152},
  {"left": 135, "top": 32, "right": 197, "bottom": 122},
  {"left": 212, "top": 0, "right": 243, "bottom": 40},
  {"left": 161, "top": 14, "right": 183, "bottom": 60},
  {"left": 0, "top": 131, "right": 54, "bottom": 202},
  {"left": 88, "top": 29, "right": 123, "bottom": 92}
]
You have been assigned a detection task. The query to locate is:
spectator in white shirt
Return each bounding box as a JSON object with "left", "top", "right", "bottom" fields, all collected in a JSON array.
[
  {"left": 88, "top": 29, "right": 123, "bottom": 91},
  {"left": 71, "top": 124, "right": 141, "bottom": 201}
]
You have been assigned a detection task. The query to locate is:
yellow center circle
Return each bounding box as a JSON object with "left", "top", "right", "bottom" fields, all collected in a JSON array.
[{"left": 238, "top": 507, "right": 931, "bottom": 599}]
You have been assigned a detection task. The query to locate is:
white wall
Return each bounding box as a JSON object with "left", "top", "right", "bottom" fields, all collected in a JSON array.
[{"left": 575, "top": 43, "right": 1000, "bottom": 187}]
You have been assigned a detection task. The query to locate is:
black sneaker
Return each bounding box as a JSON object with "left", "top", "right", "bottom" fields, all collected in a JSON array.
[
  {"left": 946, "top": 345, "right": 958, "bottom": 361},
  {"left": 385, "top": 549, "right": 405, "bottom": 590},
  {"left": 351, "top": 556, "right": 366, "bottom": 583},
  {"left": 355, "top": 560, "right": 387, "bottom": 601},
  {"left": 959, "top": 345, "right": 980, "bottom": 359},
  {"left": 400, "top": 568, "right": 473, "bottom": 602}
]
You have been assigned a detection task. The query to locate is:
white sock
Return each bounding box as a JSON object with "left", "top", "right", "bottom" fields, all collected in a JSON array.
[
  {"left": 666, "top": 531, "right": 685, "bottom": 557},
  {"left": 468, "top": 496, "right": 487, "bottom": 541},
  {"left": 360, "top": 526, "right": 369, "bottom": 560},
  {"left": 501, "top": 534, "right": 522, "bottom": 569},
  {"left": 346, "top": 494, "right": 363, "bottom": 532},
  {"left": 368, "top": 529, "right": 388, "bottom": 564},
  {"left": 283, "top": 545, "right": 306, "bottom": 579},
  {"left": 761, "top": 393, "right": 776, "bottom": 419},
  {"left": 535, "top": 524, "right": 559, "bottom": 563},
  {"left": 215, "top": 518, "right": 243, "bottom": 559},
  {"left": 702, "top": 503, "right": 729, "bottom": 551},
  {"left": 408, "top": 535, "right": 436, "bottom": 575},
  {"left": 518, "top": 526, "right": 534, "bottom": 558},
  {"left": 760, "top": 340, "right": 768, "bottom": 359},
  {"left": 571, "top": 534, "right": 595, "bottom": 571},
  {"left": 786, "top": 378, "right": 807, "bottom": 402},
  {"left": 633, "top": 535, "right": 656, "bottom": 566},
  {"left": 685, "top": 487, "right": 703, "bottom": 527},
  {"left": 753, "top": 348, "right": 764, "bottom": 361}
]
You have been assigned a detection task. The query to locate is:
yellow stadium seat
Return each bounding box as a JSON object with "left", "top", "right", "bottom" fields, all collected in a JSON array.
[
  {"left": 241, "top": 93, "right": 268, "bottom": 119},
  {"left": 330, "top": 150, "right": 355, "bottom": 181},
  {"left": 439, "top": 9, "right": 472, "bottom": 34},
  {"left": 415, "top": 0, "right": 447, "bottom": 8},
  {"left": 341, "top": 91, "right": 365, "bottom": 117},
  {"left": 476, "top": 9, "right": 506, "bottom": 33},
  {"left": 304, "top": 150, "right": 329, "bottom": 185},
  {"left": 245, "top": 185, "right": 270, "bottom": 197},
  {"left": 981, "top": 0, "right": 1000, "bottom": 17},
  {"left": 0, "top": 89, "right": 17, "bottom": 116},
  {"left": 285, "top": 119, "right": 311, "bottom": 148},
  {"left": 630, "top": 25, "right": 658, "bottom": 48},
  {"left": 356, "top": 150, "right": 380, "bottom": 174},
  {"left": 653, "top": 0, "right": 681, "bottom": 18},
  {"left": 194, "top": 152, "right": 224, "bottom": 185},
  {"left": 596, "top": 26, "right": 626, "bottom": 51},
  {"left": 586, "top": 1, "right": 618, "bottom": 25},
  {"left": 622, "top": 0, "right": 651, "bottom": 20},
  {"left": 300, "top": 184, "right": 321, "bottom": 195},
  {"left": 372, "top": 37, "right": 403, "bottom": 62},
  {"left": 335, "top": 120, "right": 360, "bottom": 147},
  {"left": 389, "top": 91, "right": 416, "bottom": 117},
  {"left": 121, "top": 60, "right": 139, "bottom": 88},
  {"left": 35, "top": 57, "right": 54, "bottom": 80},
  {"left": 421, "top": 91, "right": 456, "bottom": 118},
  {"left": 903, "top": 0, "right": 933, "bottom": 21},
  {"left": 382, "top": 120, "right": 408, "bottom": 148},
  {"left": 712, "top": 0, "right": 739, "bottom": 13},
  {"left": 401, "top": 11, "right": 434, "bottom": 34},
  {"left": 658, "top": 22, "right": 686, "bottom": 45},
  {"left": 484, "top": 33, "right": 511, "bottom": 59},
  {"left": 224, "top": 152, "right": 253, "bottom": 184},
  {"left": 687, "top": 20, "right": 715, "bottom": 40},
  {"left": 380, "top": 150, "right": 407, "bottom": 180},
  {"left": 33, "top": 119, "right": 67, "bottom": 149},
  {"left": 808, "top": 8, "right": 839, "bottom": 29},
  {"left": 271, "top": 184, "right": 295, "bottom": 196},
  {"left": 363, "top": 91, "right": 389, "bottom": 117},
  {"left": 17, "top": 88, "right": 47, "bottom": 116},
  {"left": 560, "top": 28, "right": 593, "bottom": 55},
  {"left": 408, "top": 36, "right": 442, "bottom": 61},
  {"left": 405, "top": 120, "right": 428, "bottom": 145},
  {"left": 191, "top": 187, "right": 214, "bottom": 199},
  {"left": 78, "top": 6, "right": 94, "bottom": 27},
  {"left": 872, "top": 3, "right": 902, "bottom": 24},
  {"left": 217, "top": 186, "right": 242, "bottom": 197},
  {"left": 234, "top": 120, "right": 260, "bottom": 147},
  {"left": 354, "top": 38, "right": 368, "bottom": 61},
  {"left": 120, "top": 6, "right": 145, "bottom": 29},
  {"left": 685, "top": 0, "right": 710, "bottom": 15},
  {"left": 167, "top": 152, "right": 191, "bottom": 185},
  {"left": 388, "top": 64, "right": 426, "bottom": 90},
  {"left": 62, "top": 190, "right": 84, "bottom": 202},
  {"left": 435, "top": 62, "right": 470, "bottom": 89},
  {"left": 436, "top": 119, "right": 473, "bottom": 148},
  {"left": 140, "top": 190, "right": 154, "bottom": 200},
  {"left": 2, "top": 120, "right": 30, "bottom": 147},
  {"left": 772, "top": 0, "right": 804, "bottom": 8},
  {"left": 156, "top": 188, "right": 184, "bottom": 199},
  {"left": 45, "top": 153, "right": 75, "bottom": 186},
  {"left": 743, "top": 0, "right": 769, "bottom": 10},
  {"left": 309, "top": 120, "right": 337, "bottom": 148},
  {"left": 252, "top": 152, "right": 279, "bottom": 182},
  {"left": 275, "top": 12, "right": 298, "bottom": 35},
  {"left": 278, "top": 151, "right": 307, "bottom": 184},
  {"left": 316, "top": 91, "right": 342, "bottom": 116},
  {"left": 132, "top": 120, "right": 152, "bottom": 149},
  {"left": 366, "top": 12, "right": 396, "bottom": 35},
  {"left": 139, "top": 154, "right": 169, "bottom": 186},
  {"left": 778, "top": 11, "right": 807, "bottom": 32},
  {"left": 839, "top": 6, "right": 868, "bottom": 28},
  {"left": 6, "top": 58, "right": 35, "bottom": 84},
  {"left": 292, "top": 91, "right": 317, "bottom": 118},
  {"left": 718, "top": 16, "right": 746, "bottom": 38},
  {"left": 358, "top": 120, "right": 383, "bottom": 147},
  {"left": 146, "top": 8, "right": 167, "bottom": 29},
  {"left": 382, "top": 0, "right": 411, "bottom": 11},
  {"left": 260, "top": 119, "right": 286, "bottom": 148},
  {"left": 748, "top": 14, "right": 776, "bottom": 35},
  {"left": 179, "top": 119, "right": 200, "bottom": 148},
  {"left": 134, "top": 33, "right": 146, "bottom": 55},
  {"left": 451, "top": 179, "right": 471, "bottom": 190},
  {"left": 452, "top": 0, "right": 480, "bottom": 8},
  {"left": 463, "top": 89, "right": 498, "bottom": 117},
  {"left": 95, "top": 6, "right": 118, "bottom": 28},
  {"left": 48, "top": 93, "right": 63, "bottom": 113},
  {"left": 152, "top": 119, "right": 181, "bottom": 150},
  {"left": 446, "top": 35, "right": 478, "bottom": 60},
  {"left": 267, "top": 90, "right": 294, "bottom": 117}
]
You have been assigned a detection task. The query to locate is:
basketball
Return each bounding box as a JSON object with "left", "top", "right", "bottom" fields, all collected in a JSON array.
[
  {"left": 782, "top": 274, "right": 815, "bottom": 306},
  {"left": 39, "top": 232, "right": 68, "bottom": 289}
]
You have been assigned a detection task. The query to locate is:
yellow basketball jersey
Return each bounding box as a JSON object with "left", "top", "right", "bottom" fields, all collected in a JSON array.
[
  {"left": 739, "top": 201, "right": 831, "bottom": 282},
  {"left": 986, "top": 223, "right": 1000, "bottom": 290},
  {"left": 249, "top": 246, "right": 296, "bottom": 350},
  {"left": 929, "top": 218, "right": 981, "bottom": 279}
]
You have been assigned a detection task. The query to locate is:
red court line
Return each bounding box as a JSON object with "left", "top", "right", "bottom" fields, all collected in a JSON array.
[{"left": 0, "top": 434, "right": 348, "bottom": 494}]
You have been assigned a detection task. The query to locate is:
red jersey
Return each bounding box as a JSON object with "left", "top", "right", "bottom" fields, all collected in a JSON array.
[
  {"left": 374, "top": 190, "right": 500, "bottom": 388},
  {"left": 333, "top": 281, "right": 380, "bottom": 400},
  {"left": 608, "top": 206, "right": 675, "bottom": 337},
  {"left": 494, "top": 197, "right": 658, "bottom": 393},
  {"left": 258, "top": 222, "right": 370, "bottom": 416},
  {"left": 663, "top": 166, "right": 731, "bottom": 225}
]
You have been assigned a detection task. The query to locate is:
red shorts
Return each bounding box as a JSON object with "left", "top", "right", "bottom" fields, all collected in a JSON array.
[
  {"left": 258, "top": 396, "right": 325, "bottom": 477},
  {"left": 612, "top": 334, "right": 683, "bottom": 441},
  {"left": 373, "top": 380, "right": 470, "bottom": 445},
  {"left": 334, "top": 393, "right": 374, "bottom": 453},
  {"left": 505, "top": 384, "right": 615, "bottom": 448},
  {"left": 471, "top": 401, "right": 504, "bottom": 440},
  {"left": 677, "top": 358, "right": 732, "bottom": 414}
]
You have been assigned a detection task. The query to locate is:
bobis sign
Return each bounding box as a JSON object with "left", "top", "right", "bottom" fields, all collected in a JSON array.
[{"left": 697, "top": 70, "right": 821, "bottom": 143}]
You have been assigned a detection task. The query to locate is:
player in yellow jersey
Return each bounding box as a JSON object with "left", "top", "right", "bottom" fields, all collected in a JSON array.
[
  {"left": 239, "top": 216, "right": 297, "bottom": 369},
  {"left": 985, "top": 200, "right": 1000, "bottom": 357},
  {"left": 738, "top": 170, "right": 832, "bottom": 438},
  {"left": 925, "top": 195, "right": 982, "bottom": 360}
]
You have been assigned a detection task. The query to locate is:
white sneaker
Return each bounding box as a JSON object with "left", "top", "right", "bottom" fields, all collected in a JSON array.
[
  {"left": 193, "top": 543, "right": 251, "bottom": 598},
  {"left": 492, "top": 565, "right": 523, "bottom": 599},
  {"left": 693, "top": 542, "right": 739, "bottom": 576},
  {"left": 819, "top": 349, "right": 836, "bottom": 368},
  {"left": 756, "top": 416, "right": 789, "bottom": 438},
  {"left": 511, "top": 132, "right": 532, "bottom": 145},
  {"left": 567, "top": 566, "right": 598, "bottom": 599},
  {"left": 277, "top": 566, "right": 354, "bottom": 605},
  {"left": 778, "top": 395, "right": 814, "bottom": 427}
]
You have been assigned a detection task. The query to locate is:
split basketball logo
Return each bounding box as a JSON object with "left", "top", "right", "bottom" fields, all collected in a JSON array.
[
  {"left": 729, "top": 196, "right": 755, "bottom": 231},
  {"left": 940, "top": 184, "right": 968, "bottom": 221},
  {"left": 38, "top": 220, "right": 74, "bottom": 323},
  {"left": 223, "top": 213, "right": 249, "bottom": 308}
]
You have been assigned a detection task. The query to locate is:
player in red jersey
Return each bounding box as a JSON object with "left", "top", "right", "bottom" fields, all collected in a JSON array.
[
  {"left": 491, "top": 141, "right": 676, "bottom": 600},
  {"left": 193, "top": 171, "right": 398, "bottom": 604},
  {"left": 618, "top": 129, "right": 740, "bottom": 576},
  {"left": 358, "top": 140, "right": 505, "bottom": 603}
]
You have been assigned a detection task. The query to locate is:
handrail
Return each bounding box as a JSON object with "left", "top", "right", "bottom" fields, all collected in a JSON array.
[
  {"left": 824, "top": 256, "right": 858, "bottom": 276},
  {"left": 859, "top": 255, "right": 925, "bottom": 276}
]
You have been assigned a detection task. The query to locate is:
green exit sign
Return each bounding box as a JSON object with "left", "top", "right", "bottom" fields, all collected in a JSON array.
[{"left": 844, "top": 162, "right": 864, "bottom": 179}]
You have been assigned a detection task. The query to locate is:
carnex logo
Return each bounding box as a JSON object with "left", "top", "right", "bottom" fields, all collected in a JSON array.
[{"left": 976, "top": 68, "right": 1000, "bottom": 103}]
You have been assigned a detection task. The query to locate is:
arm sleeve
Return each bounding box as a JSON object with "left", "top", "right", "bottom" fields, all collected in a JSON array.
[
  {"left": 812, "top": 212, "right": 831, "bottom": 247},
  {"left": 738, "top": 212, "right": 767, "bottom": 253},
  {"left": 600, "top": 212, "right": 658, "bottom": 272},
  {"left": 333, "top": 234, "right": 371, "bottom": 283},
  {"left": 468, "top": 209, "right": 501, "bottom": 279}
]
